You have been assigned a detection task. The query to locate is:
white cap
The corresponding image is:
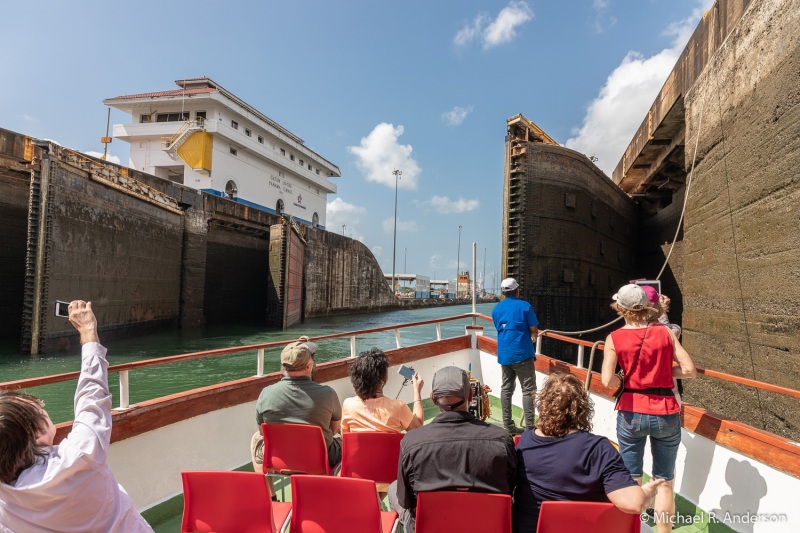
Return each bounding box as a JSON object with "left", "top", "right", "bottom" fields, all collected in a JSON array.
[
  {"left": 612, "top": 284, "right": 649, "bottom": 311},
  {"left": 500, "top": 278, "right": 519, "bottom": 292}
]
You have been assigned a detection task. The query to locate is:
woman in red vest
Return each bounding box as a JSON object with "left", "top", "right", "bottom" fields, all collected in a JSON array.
[{"left": 602, "top": 284, "right": 696, "bottom": 533}]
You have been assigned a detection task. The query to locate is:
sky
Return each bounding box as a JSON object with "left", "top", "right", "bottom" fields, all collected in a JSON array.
[{"left": 0, "top": 0, "right": 711, "bottom": 292}]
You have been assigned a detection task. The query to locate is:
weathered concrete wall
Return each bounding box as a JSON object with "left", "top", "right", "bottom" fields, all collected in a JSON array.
[
  {"left": 27, "top": 150, "right": 185, "bottom": 352},
  {"left": 304, "top": 227, "right": 397, "bottom": 316},
  {"left": 682, "top": 0, "right": 800, "bottom": 438},
  {"left": 504, "top": 140, "right": 637, "bottom": 361},
  {"left": 0, "top": 130, "right": 30, "bottom": 339}
]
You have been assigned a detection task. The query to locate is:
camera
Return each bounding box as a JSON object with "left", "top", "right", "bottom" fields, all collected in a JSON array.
[
  {"left": 54, "top": 300, "right": 70, "bottom": 318},
  {"left": 397, "top": 365, "right": 415, "bottom": 381}
]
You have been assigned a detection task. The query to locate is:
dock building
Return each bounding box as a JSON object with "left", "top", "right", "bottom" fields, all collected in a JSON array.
[{"left": 104, "top": 77, "right": 340, "bottom": 229}]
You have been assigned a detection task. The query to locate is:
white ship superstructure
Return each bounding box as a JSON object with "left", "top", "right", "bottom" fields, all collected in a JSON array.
[{"left": 104, "top": 77, "right": 339, "bottom": 229}]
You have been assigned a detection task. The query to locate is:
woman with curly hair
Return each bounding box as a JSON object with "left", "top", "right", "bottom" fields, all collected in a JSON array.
[
  {"left": 601, "top": 284, "right": 696, "bottom": 533},
  {"left": 341, "top": 348, "right": 425, "bottom": 433},
  {"left": 512, "top": 373, "right": 663, "bottom": 532}
]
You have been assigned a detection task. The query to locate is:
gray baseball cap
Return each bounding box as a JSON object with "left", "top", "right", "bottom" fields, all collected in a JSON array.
[{"left": 431, "top": 366, "right": 471, "bottom": 409}]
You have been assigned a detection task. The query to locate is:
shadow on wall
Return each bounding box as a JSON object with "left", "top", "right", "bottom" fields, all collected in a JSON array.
[{"left": 709, "top": 458, "right": 768, "bottom": 533}]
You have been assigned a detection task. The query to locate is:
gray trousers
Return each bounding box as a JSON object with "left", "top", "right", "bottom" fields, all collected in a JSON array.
[
  {"left": 501, "top": 359, "right": 537, "bottom": 429},
  {"left": 388, "top": 480, "right": 415, "bottom": 533}
]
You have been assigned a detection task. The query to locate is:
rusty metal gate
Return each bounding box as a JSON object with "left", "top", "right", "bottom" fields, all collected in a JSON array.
[{"left": 268, "top": 218, "right": 306, "bottom": 329}]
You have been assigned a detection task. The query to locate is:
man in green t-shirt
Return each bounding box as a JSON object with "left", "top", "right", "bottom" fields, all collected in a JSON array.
[{"left": 251, "top": 337, "right": 342, "bottom": 470}]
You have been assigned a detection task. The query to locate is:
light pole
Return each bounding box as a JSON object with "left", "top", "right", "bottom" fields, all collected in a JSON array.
[
  {"left": 391, "top": 169, "right": 401, "bottom": 296},
  {"left": 456, "top": 224, "right": 462, "bottom": 298},
  {"left": 482, "top": 247, "right": 487, "bottom": 296},
  {"left": 342, "top": 224, "right": 346, "bottom": 236}
]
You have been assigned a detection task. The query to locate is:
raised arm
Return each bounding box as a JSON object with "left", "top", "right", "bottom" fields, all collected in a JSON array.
[
  {"left": 406, "top": 374, "right": 425, "bottom": 430},
  {"left": 64, "top": 301, "right": 113, "bottom": 463},
  {"left": 670, "top": 330, "right": 696, "bottom": 379}
]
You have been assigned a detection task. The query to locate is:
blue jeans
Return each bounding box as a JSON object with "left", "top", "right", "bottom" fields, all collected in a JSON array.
[{"left": 616, "top": 411, "right": 681, "bottom": 480}]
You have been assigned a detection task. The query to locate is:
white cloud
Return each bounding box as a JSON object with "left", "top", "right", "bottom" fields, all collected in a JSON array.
[
  {"left": 20, "top": 113, "right": 38, "bottom": 122},
  {"left": 326, "top": 197, "right": 367, "bottom": 240},
  {"left": 83, "top": 150, "right": 122, "bottom": 165},
  {"left": 592, "top": 0, "right": 617, "bottom": 34},
  {"left": 442, "top": 105, "right": 474, "bottom": 126},
  {"left": 484, "top": 1, "right": 533, "bottom": 48},
  {"left": 371, "top": 245, "right": 383, "bottom": 259},
  {"left": 455, "top": 1, "right": 532, "bottom": 49},
  {"left": 347, "top": 123, "right": 421, "bottom": 190},
  {"left": 415, "top": 195, "right": 480, "bottom": 214},
  {"left": 565, "top": 1, "right": 709, "bottom": 176},
  {"left": 454, "top": 15, "right": 486, "bottom": 47},
  {"left": 382, "top": 217, "right": 419, "bottom": 233}
]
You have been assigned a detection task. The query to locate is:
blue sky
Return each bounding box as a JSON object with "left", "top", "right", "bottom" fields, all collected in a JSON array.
[{"left": 0, "top": 0, "right": 710, "bottom": 291}]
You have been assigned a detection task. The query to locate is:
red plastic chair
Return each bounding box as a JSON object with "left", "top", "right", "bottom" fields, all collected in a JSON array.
[
  {"left": 180, "top": 471, "right": 291, "bottom": 533},
  {"left": 536, "top": 501, "right": 640, "bottom": 533},
  {"left": 290, "top": 475, "right": 398, "bottom": 533},
  {"left": 514, "top": 434, "right": 521, "bottom": 448},
  {"left": 415, "top": 491, "right": 512, "bottom": 533},
  {"left": 340, "top": 431, "right": 404, "bottom": 487},
  {"left": 261, "top": 423, "right": 332, "bottom": 476}
]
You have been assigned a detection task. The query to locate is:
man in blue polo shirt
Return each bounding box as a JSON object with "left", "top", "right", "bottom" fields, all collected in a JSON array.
[{"left": 492, "top": 277, "right": 540, "bottom": 434}]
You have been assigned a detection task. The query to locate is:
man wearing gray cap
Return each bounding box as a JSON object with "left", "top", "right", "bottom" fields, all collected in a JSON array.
[
  {"left": 252, "top": 336, "right": 342, "bottom": 469},
  {"left": 492, "top": 277, "right": 540, "bottom": 434},
  {"left": 388, "top": 366, "right": 516, "bottom": 532}
]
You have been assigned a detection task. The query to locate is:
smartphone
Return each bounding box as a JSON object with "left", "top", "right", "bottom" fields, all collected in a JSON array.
[
  {"left": 398, "top": 365, "right": 415, "bottom": 380},
  {"left": 631, "top": 279, "right": 661, "bottom": 296},
  {"left": 54, "top": 300, "right": 70, "bottom": 317}
]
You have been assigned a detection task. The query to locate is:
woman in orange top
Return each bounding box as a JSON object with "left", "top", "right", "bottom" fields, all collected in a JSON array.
[
  {"left": 602, "top": 284, "right": 696, "bottom": 533},
  {"left": 342, "top": 349, "right": 424, "bottom": 433}
]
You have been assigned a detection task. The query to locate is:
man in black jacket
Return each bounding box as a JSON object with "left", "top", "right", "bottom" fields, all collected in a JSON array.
[{"left": 388, "top": 366, "right": 517, "bottom": 532}]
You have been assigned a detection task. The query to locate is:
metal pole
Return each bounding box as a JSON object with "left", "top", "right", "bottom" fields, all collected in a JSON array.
[
  {"left": 482, "top": 247, "right": 487, "bottom": 296},
  {"left": 456, "top": 224, "right": 462, "bottom": 298},
  {"left": 342, "top": 224, "right": 345, "bottom": 236},
  {"left": 472, "top": 242, "right": 477, "bottom": 319},
  {"left": 391, "top": 169, "right": 401, "bottom": 297}
]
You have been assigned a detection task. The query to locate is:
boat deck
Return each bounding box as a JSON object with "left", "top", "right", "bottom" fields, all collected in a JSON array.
[{"left": 145, "top": 396, "right": 734, "bottom": 533}]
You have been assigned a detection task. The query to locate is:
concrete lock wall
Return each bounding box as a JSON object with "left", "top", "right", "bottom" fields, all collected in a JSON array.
[
  {"left": 303, "top": 227, "right": 397, "bottom": 316},
  {"left": 681, "top": 0, "right": 800, "bottom": 439},
  {"left": 0, "top": 128, "right": 403, "bottom": 352}
]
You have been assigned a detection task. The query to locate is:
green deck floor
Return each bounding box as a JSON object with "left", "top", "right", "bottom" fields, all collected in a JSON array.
[{"left": 148, "top": 396, "right": 734, "bottom": 533}]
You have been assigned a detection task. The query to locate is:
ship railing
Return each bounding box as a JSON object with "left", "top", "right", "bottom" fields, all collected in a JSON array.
[
  {"left": 3, "top": 313, "right": 798, "bottom": 412},
  {"left": 524, "top": 324, "right": 800, "bottom": 400},
  {"left": 0, "top": 313, "right": 480, "bottom": 410}
]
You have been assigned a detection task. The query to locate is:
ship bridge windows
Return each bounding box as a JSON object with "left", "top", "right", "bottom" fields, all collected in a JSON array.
[{"left": 156, "top": 112, "right": 189, "bottom": 122}]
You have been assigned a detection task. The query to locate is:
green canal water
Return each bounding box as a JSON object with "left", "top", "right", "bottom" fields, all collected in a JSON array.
[{"left": 0, "top": 303, "right": 497, "bottom": 424}]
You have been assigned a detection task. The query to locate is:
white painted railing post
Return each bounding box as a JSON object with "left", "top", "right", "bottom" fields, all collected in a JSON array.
[
  {"left": 257, "top": 348, "right": 265, "bottom": 376},
  {"left": 576, "top": 345, "right": 584, "bottom": 369},
  {"left": 535, "top": 334, "right": 542, "bottom": 357},
  {"left": 436, "top": 323, "right": 442, "bottom": 341},
  {"left": 395, "top": 329, "right": 402, "bottom": 349},
  {"left": 350, "top": 335, "right": 357, "bottom": 357},
  {"left": 119, "top": 370, "right": 130, "bottom": 409}
]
